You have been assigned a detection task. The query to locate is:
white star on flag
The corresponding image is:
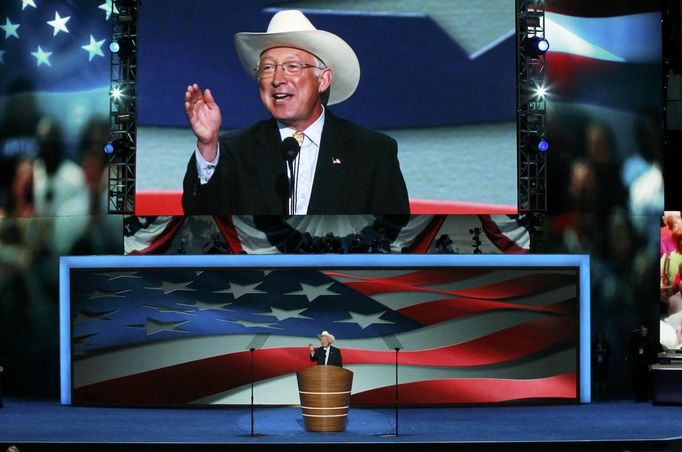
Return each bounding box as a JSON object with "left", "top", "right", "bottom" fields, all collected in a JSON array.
[
  {"left": 255, "top": 307, "right": 313, "bottom": 322},
  {"left": 219, "top": 318, "right": 282, "bottom": 330},
  {"left": 73, "top": 309, "right": 118, "bottom": 325},
  {"left": 144, "top": 281, "right": 196, "bottom": 295},
  {"left": 87, "top": 289, "right": 131, "bottom": 300},
  {"left": 143, "top": 304, "right": 197, "bottom": 316},
  {"left": 82, "top": 35, "right": 106, "bottom": 61},
  {"left": 21, "top": 0, "right": 37, "bottom": 10},
  {"left": 128, "top": 318, "right": 191, "bottom": 336},
  {"left": 177, "top": 300, "right": 234, "bottom": 312},
  {"left": 335, "top": 311, "right": 395, "bottom": 330},
  {"left": 47, "top": 11, "right": 70, "bottom": 36},
  {"left": 94, "top": 271, "right": 141, "bottom": 281},
  {"left": 32, "top": 46, "right": 52, "bottom": 67},
  {"left": 1, "top": 18, "right": 20, "bottom": 39},
  {"left": 285, "top": 282, "right": 339, "bottom": 302},
  {"left": 98, "top": 0, "right": 118, "bottom": 21},
  {"left": 213, "top": 281, "right": 266, "bottom": 299}
]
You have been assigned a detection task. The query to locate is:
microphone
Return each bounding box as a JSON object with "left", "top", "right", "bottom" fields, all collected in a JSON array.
[
  {"left": 280, "top": 137, "right": 300, "bottom": 214},
  {"left": 280, "top": 136, "right": 300, "bottom": 162}
]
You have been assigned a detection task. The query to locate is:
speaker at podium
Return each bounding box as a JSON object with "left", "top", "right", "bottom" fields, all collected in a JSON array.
[{"left": 296, "top": 365, "right": 353, "bottom": 432}]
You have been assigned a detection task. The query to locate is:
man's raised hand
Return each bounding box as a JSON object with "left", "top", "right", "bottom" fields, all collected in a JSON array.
[{"left": 185, "top": 83, "right": 222, "bottom": 161}]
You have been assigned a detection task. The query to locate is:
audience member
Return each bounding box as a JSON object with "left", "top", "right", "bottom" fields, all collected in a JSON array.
[
  {"left": 370, "top": 228, "right": 391, "bottom": 254},
  {"left": 347, "top": 232, "right": 369, "bottom": 254},
  {"left": 320, "top": 232, "right": 343, "bottom": 254},
  {"left": 592, "top": 330, "right": 611, "bottom": 400},
  {"left": 661, "top": 225, "right": 682, "bottom": 289},
  {"left": 661, "top": 212, "right": 681, "bottom": 256},
  {"left": 628, "top": 325, "right": 658, "bottom": 402},
  {"left": 0, "top": 80, "right": 41, "bottom": 215},
  {"left": 585, "top": 122, "right": 627, "bottom": 212},
  {"left": 296, "top": 232, "right": 318, "bottom": 254}
]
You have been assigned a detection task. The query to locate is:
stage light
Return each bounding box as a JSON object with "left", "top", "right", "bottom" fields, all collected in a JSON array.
[
  {"left": 528, "top": 135, "right": 549, "bottom": 152},
  {"left": 525, "top": 37, "right": 550, "bottom": 56},
  {"left": 109, "top": 37, "right": 134, "bottom": 57},
  {"left": 534, "top": 85, "right": 548, "bottom": 98},
  {"left": 538, "top": 138, "right": 549, "bottom": 152},
  {"left": 111, "top": 86, "right": 122, "bottom": 100},
  {"left": 104, "top": 138, "right": 130, "bottom": 155}
]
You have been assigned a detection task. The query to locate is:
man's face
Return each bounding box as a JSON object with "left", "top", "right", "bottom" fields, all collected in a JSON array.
[
  {"left": 320, "top": 336, "right": 330, "bottom": 347},
  {"left": 258, "top": 47, "right": 332, "bottom": 131}
]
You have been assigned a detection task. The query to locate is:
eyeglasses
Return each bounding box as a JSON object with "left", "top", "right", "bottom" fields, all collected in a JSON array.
[{"left": 256, "top": 61, "right": 320, "bottom": 78}]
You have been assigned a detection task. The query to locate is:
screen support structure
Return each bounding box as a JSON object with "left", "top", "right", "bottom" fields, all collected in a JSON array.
[
  {"left": 517, "top": 0, "right": 547, "bottom": 213},
  {"left": 107, "top": 0, "right": 138, "bottom": 214}
]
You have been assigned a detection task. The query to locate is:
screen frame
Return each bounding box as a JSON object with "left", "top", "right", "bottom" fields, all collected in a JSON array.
[{"left": 60, "top": 253, "right": 590, "bottom": 405}]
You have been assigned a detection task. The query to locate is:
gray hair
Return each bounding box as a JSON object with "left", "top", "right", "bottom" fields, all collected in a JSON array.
[{"left": 312, "top": 55, "right": 327, "bottom": 77}]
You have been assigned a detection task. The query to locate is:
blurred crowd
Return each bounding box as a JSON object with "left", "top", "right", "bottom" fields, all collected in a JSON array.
[
  {"left": 547, "top": 109, "right": 663, "bottom": 397},
  {"left": 292, "top": 230, "right": 393, "bottom": 254},
  {"left": 227, "top": 230, "right": 397, "bottom": 255},
  {"left": 0, "top": 82, "right": 122, "bottom": 396},
  {"left": 0, "top": 82, "right": 122, "bottom": 256}
]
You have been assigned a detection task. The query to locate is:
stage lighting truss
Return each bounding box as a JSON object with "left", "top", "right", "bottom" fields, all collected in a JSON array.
[
  {"left": 517, "top": 0, "right": 548, "bottom": 213},
  {"left": 107, "top": 0, "right": 138, "bottom": 214}
]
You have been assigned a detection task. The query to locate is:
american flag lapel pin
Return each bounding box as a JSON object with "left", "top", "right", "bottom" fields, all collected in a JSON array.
[{"left": 332, "top": 157, "right": 341, "bottom": 165}]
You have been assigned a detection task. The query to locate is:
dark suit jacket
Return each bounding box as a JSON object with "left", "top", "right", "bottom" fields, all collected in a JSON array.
[
  {"left": 310, "top": 345, "right": 343, "bottom": 367},
  {"left": 182, "top": 110, "right": 409, "bottom": 215}
]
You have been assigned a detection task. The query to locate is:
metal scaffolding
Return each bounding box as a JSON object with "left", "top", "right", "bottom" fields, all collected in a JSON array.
[
  {"left": 107, "top": 0, "right": 138, "bottom": 214},
  {"left": 517, "top": 0, "right": 547, "bottom": 213}
]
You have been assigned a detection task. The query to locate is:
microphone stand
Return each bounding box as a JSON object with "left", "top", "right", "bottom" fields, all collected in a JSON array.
[
  {"left": 250, "top": 347, "right": 255, "bottom": 437},
  {"left": 280, "top": 136, "right": 300, "bottom": 215},
  {"left": 394, "top": 347, "right": 400, "bottom": 437},
  {"left": 287, "top": 160, "right": 295, "bottom": 215}
]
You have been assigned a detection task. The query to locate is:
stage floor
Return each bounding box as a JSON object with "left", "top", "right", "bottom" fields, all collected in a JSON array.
[{"left": 2, "top": 399, "right": 681, "bottom": 450}]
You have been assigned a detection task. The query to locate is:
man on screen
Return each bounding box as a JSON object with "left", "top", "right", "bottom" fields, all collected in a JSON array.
[
  {"left": 309, "top": 330, "right": 343, "bottom": 367},
  {"left": 182, "top": 10, "right": 409, "bottom": 215}
]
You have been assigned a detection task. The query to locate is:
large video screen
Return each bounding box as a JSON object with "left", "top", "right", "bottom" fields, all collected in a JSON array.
[{"left": 136, "top": 1, "right": 518, "bottom": 215}]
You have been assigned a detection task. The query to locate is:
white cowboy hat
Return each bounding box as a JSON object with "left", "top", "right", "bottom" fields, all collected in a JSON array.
[
  {"left": 234, "top": 10, "right": 360, "bottom": 105},
  {"left": 318, "top": 330, "right": 335, "bottom": 343}
]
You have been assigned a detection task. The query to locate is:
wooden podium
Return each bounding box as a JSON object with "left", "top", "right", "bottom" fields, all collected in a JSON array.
[{"left": 296, "top": 365, "right": 353, "bottom": 432}]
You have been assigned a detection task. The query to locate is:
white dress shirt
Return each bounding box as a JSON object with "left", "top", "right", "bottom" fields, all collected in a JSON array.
[
  {"left": 277, "top": 107, "right": 324, "bottom": 214},
  {"left": 194, "top": 107, "right": 325, "bottom": 214}
]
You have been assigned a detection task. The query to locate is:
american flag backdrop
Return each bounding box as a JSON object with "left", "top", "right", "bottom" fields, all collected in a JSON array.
[
  {"left": 0, "top": 0, "right": 111, "bottom": 147},
  {"left": 69, "top": 262, "right": 579, "bottom": 406},
  {"left": 0, "top": 0, "right": 110, "bottom": 91},
  {"left": 544, "top": 5, "right": 661, "bottom": 111}
]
